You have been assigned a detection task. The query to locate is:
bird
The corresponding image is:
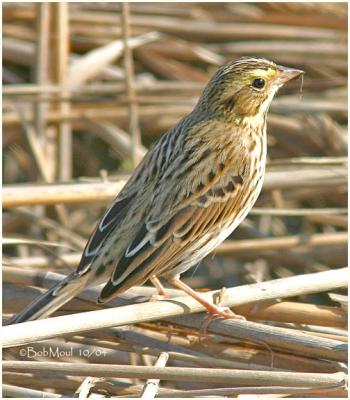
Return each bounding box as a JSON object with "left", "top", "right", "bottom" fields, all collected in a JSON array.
[{"left": 9, "top": 57, "right": 303, "bottom": 324}]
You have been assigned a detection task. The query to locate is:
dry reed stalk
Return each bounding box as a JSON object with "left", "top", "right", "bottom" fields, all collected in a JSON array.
[
  {"left": 167, "top": 316, "right": 347, "bottom": 362},
  {"left": 185, "top": 336, "right": 340, "bottom": 373},
  {"left": 250, "top": 207, "right": 347, "bottom": 216},
  {"left": 121, "top": 3, "right": 142, "bottom": 168},
  {"left": 216, "top": 232, "right": 348, "bottom": 254},
  {"left": 305, "top": 213, "right": 347, "bottom": 228},
  {"left": 140, "top": 352, "right": 169, "bottom": 398},
  {"left": 53, "top": 3, "right": 72, "bottom": 182},
  {"left": 115, "top": 385, "right": 348, "bottom": 398},
  {"left": 2, "top": 164, "right": 346, "bottom": 207},
  {"left": 2, "top": 360, "right": 347, "bottom": 388},
  {"left": 70, "top": 335, "right": 271, "bottom": 371},
  {"left": 68, "top": 31, "right": 160, "bottom": 88},
  {"left": 2, "top": 372, "right": 83, "bottom": 393},
  {"left": 2, "top": 267, "right": 180, "bottom": 306},
  {"left": 13, "top": 103, "right": 69, "bottom": 224},
  {"left": 235, "top": 300, "right": 346, "bottom": 328},
  {"left": 34, "top": 3, "right": 50, "bottom": 155},
  {"left": 4, "top": 253, "right": 81, "bottom": 269},
  {"left": 2, "top": 267, "right": 346, "bottom": 348},
  {"left": 2, "top": 3, "right": 347, "bottom": 397},
  {"left": 91, "top": 322, "right": 344, "bottom": 371},
  {"left": 69, "top": 12, "right": 344, "bottom": 41},
  {"left": 2, "top": 384, "right": 60, "bottom": 399}
]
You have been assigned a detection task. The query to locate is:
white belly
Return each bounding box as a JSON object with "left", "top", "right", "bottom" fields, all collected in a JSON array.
[{"left": 169, "top": 177, "right": 264, "bottom": 277}]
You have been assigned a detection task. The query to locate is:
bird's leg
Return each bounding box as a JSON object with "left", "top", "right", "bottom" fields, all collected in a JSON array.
[
  {"left": 149, "top": 276, "right": 168, "bottom": 301},
  {"left": 151, "top": 276, "right": 167, "bottom": 296},
  {"left": 167, "top": 276, "right": 241, "bottom": 319}
]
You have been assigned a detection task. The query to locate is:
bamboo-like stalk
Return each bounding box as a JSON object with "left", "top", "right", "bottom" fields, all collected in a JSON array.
[
  {"left": 34, "top": 3, "right": 49, "bottom": 151},
  {"left": 2, "top": 372, "right": 83, "bottom": 393},
  {"left": 3, "top": 377, "right": 345, "bottom": 398},
  {"left": 13, "top": 102, "right": 69, "bottom": 224},
  {"left": 3, "top": 98, "right": 347, "bottom": 127},
  {"left": 2, "top": 384, "right": 60, "bottom": 399},
  {"left": 70, "top": 12, "right": 344, "bottom": 41},
  {"left": 167, "top": 314, "right": 347, "bottom": 362},
  {"left": 54, "top": 3, "right": 72, "bottom": 182},
  {"left": 250, "top": 207, "right": 347, "bottom": 216},
  {"left": 115, "top": 385, "right": 348, "bottom": 398},
  {"left": 71, "top": 335, "right": 274, "bottom": 371},
  {"left": 141, "top": 352, "right": 169, "bottom": 398},
  {"left": 122, "top": 2, "right": 142, "bottom": 168},
  {"left": 120, "top": 326, "right": 339, "bottom": 373},
  {"left": 305, "top": 213, "right": 347, "bottom": 228},
  {"left": 3, "top": 3, "right": 347, "bottom": 397},
  {"left": 2, "top": 80, "right": 204, "bottom": 95},
  {"left": 2, "top": 180, "right": 127, "bottom": 207},
  {"left": 3, "top": 267, "right": 180, "bottom": 305},
  {"left": 217, "top": 232, "right": 348, "bottom": 254},
  {"left": 69, "top": 32, "right": 160, "bottom": 88},
  {"left": 235, "top": 300, "right": 346, "bottom": 328},
  {"left": 4, "top": 253, "right": 81, "bottom": 269},
  {"left": 2, "top": 267, "right": 347, "bottom": 348},
  {"left": 2, "top": 361, "right": 346, "bottom": 388},
  {"left": 2, "top": 165, "right": 347, "bottom": 207}
]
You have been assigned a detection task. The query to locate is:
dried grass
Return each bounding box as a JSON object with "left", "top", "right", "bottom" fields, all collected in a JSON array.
[{"left": 2, "top": 2, "right": 348, "bottom": 399}]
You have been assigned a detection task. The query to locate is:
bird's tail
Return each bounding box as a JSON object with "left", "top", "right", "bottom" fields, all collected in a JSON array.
[{"left": 8, "top": 272, "right": 87, "bottom": 325}]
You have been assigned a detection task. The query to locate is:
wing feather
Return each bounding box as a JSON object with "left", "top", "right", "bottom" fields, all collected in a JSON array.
[
  {"left": 77, "top": 193, "right": 136, "bottom": 274},
  {"left": 98, "top": 171, "right": 245, "bottom": 302}
]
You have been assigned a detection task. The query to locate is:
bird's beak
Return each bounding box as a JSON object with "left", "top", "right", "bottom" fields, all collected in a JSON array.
[{"left": 276, "top": 65, "right": 304, "bottom": 86}]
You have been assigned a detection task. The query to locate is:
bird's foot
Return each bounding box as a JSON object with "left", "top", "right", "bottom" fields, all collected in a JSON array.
[
  {"left": 149, "top": 276, "right": 170, "bottom": 302},
  {"left": 149, "top": 293, "right": 169, "bottom": 302},
  {"left": 199, "top": 304, "right": 245, "bottom": 338},
  {"left": 199, "top": 288, "right": 245, "bottom": 338},
  {"left": 211, "top": 286, "right": 246, "bottom": 320},
  {"left": 204, "top": 303, "right": 245, "bottom": 320}
]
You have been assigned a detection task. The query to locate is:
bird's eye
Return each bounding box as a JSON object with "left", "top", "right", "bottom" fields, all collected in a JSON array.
[{"left": 252, "top": 78, "right": 265, "bottom": 89}]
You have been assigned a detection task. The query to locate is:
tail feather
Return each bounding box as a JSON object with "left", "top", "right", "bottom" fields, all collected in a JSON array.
[{"left": 8, "top": 273, "right": 87, "bottom": 325}]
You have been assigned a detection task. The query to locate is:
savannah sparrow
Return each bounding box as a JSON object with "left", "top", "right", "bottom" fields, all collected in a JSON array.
[{"left": 10, "top": 57, "right": 303, "bottom": 324}]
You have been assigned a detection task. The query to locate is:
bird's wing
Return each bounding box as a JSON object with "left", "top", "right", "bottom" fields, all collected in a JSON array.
[
  {"left": 76, "top": 192, "right": 137, "bottom": 274},
  {"left": 76, "top": 139, "right": 161, "bottom": 275},
  {"left": 99, "top": 153, "right": 247, "bottom": 301}
]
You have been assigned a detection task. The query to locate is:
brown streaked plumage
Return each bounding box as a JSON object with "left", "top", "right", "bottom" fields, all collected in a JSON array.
[{"left": 9, "top": 57, "right": 303, "bottom": 324}]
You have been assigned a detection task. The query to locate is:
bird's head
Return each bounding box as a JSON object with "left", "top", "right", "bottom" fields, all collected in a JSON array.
[{"left": 198, "top": 57, "right": 304, "bottom": 121}]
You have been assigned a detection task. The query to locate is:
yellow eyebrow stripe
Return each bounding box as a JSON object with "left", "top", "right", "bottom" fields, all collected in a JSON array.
[
  {"left": 252, "top": 68, "right": 276, "bottom": 78},
  {"left": 240, "top": 67, "right": 277, "bottom": 85}
]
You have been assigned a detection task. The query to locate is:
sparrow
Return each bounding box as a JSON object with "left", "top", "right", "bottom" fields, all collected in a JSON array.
[{"left": 9, "top": 57, "right": 303, "bottom": 324}]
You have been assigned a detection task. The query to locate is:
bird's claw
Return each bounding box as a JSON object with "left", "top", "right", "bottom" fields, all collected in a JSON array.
[{"left": 149, "top": 293, "right": 168, "bottom": 302}]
